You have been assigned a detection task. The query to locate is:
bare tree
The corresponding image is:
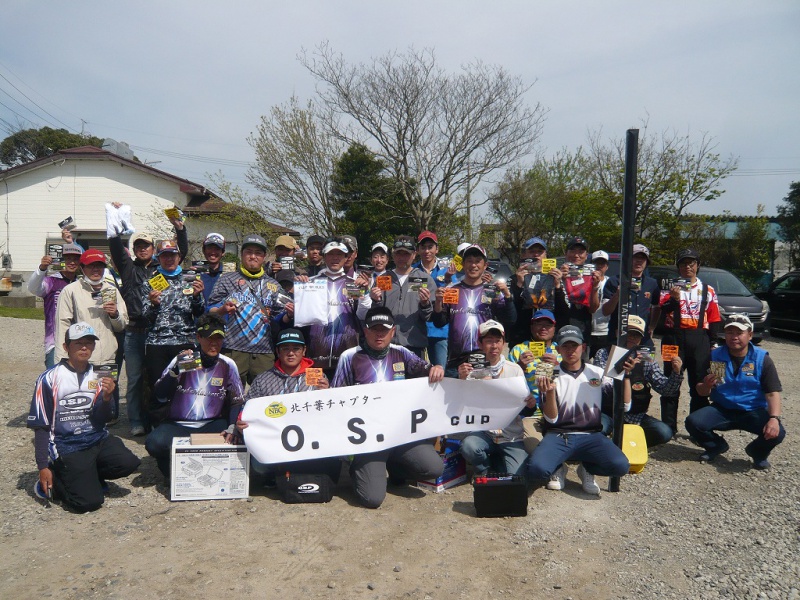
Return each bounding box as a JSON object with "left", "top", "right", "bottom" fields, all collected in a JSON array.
[
  {"left": 300, "top": 43, "right": 546, "bottom": 230},
  {"left": 246, "top": 96, "right": 343, "bottom": 236}
]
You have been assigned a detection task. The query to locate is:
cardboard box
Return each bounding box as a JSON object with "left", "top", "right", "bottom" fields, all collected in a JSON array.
[
  {"left": 417, "top": 448, "right": 468, "bottom": 493},
  {"left": 170, "top": 437, "right": 250, "bottom": 501}
]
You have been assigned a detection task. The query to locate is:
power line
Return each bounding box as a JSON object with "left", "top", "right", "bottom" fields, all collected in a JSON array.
[
  {"left": 0, "top": 72, "right": 77, "bottom": 133},
  {"left": 129, "top": 145, "right": 252, "bottom": 167}
]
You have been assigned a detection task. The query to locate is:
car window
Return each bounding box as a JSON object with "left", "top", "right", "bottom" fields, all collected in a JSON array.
[
  {"left": 700, "top": 271, "right": 753, "bottom": 296},
  {"left": 775, "top": 275, "right": 800, "bottom": 291}
]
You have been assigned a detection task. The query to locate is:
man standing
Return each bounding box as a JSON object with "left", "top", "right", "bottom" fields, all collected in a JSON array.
[
  {"left": 28, "top": 242, "right": 84, "bottom": 368},
  {"left": 145, "top": 314, "right": 244, "bottom": 480},
  {"left": 602, "top": 244, "right": 661, "bottom": 346},
  {"left": 509, "top": 236, "right": 549, "bottom": 346},
  {"left": 370, "top": 242, "right": 390, "bottom": 279},
  {"left": 658, "top": 248, "right": 722, "bottom": 435},
  {"left": 199, "top": 232, "right": 226, "bottom": 304},
  {"left": 366, "top": 235, "right": 435, "bottom": 357},
  {"left": 458, "top": 320, "right": 532, "bottom": 476},
  {"left": 55, "top": 249, "right": 128, "bottom": 369},
  {"left": 593, "top": 315, "right": 682, "bottom": 448},
  {"left": 269, "top": 234, "right": 299, "bottom": 275},
  {"left": 685, "top": 314, "right": 785, "bottom": 469},
  {"left": 342, "top": 234, "right": 359, "bottom": 277},
  {"left": 208, "top": 234, "right": 286, "bottom": 385},
  {"left": 588, "top": 250, "right": 612, "bottom": 358},
  {"left": 432, "top": 244, "right": 516, "bottom": 378},
  {"left": 109, "top": 211, "right": 188, "bottom": 436},
  {"left": 554, "top": 236, "right": 602, "bottom": 344},
  {"left": 304, "top": 235, "right": 326, "bottom": 277},
  {"left": 413, "top": 231, "right": 450, "bottom": 367},
  {"left": 332, "top": 307, "right": 445, "bottom": 508},
  {"left": 526, "top": 325, "right": 633, "bottom": 495},
  {"left": 28, "top": 322, "right": 140, "bottom": 512}
]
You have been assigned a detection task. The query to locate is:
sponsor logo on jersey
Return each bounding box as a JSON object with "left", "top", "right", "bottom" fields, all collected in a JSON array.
[
  {"left": 632, "top": 382, "right": 645, "bottom": 391},
  {"left": 210, "top": 377, "right": 223, "bottom": 386},
  {"left": 58, "top": 393, "right": 93, "bottom": 410},
  {"left": 392, "top": 362, "right": 405, "bottom": 372},
  {"left": 588, "top": 378, "right": 602, "bottom": 387}
]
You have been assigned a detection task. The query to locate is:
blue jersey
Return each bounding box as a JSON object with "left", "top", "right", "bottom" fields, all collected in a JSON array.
[{"left": 413, "top": 260, "right": 449, "bottom": 340}]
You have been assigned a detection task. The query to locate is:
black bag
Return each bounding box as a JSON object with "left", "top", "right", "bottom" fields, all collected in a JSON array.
[
  {"left": 276, "top": 472, "right": 334, "bottom": 504},
  {"left": 473, "top": 474, "right": 528, "bottom": 517}
]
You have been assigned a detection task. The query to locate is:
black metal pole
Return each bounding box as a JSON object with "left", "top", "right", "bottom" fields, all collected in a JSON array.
[{"left": 609, "top": 128, "right": 638, "bottom": 492}]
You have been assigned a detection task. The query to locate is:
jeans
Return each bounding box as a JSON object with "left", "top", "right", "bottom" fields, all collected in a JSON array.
[
  {"left": 123, "top": 330, "right": 148, "bottom": 429},
  {"left": 145, "top": 418, "right": 228, "bottom": 478},
  {"left": 685, "top": 405, "right": 786, "bottom": 462},
  {"left": 527, "top": 432, "right": 630, "bottom": 481},
  {"left": 601, "top": 413, "right": 673, "bottom": 448},
  {"left": 427, "top": 337, "right": 448, "bottom": 368},
  {"left": 45, "top": 348, "right": 55, "bottom": 369},
  {"left": 460, "top": 431, "right": 529, "bottom": 475}
]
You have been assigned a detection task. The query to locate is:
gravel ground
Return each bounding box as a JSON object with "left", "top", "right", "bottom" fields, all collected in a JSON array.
[{"left": 1, "top": 316, "right": 797, "bottom": 600}]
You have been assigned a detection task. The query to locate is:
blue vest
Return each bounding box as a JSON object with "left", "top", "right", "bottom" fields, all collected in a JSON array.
[
  {"left": 413, "top": 260, "right": 449, "bottom": 340},
  {"left": 710, "top": 343, "right": 767, "bottom": 411}
]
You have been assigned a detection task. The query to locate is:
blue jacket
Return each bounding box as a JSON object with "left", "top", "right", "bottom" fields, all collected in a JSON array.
[{"left": 710, "top": 343, "right": 767, "bottom": 411}]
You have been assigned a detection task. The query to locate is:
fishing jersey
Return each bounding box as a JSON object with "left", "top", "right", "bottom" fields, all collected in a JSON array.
[
  {"left": 27, "top": 361, "right": 114, "bottom": 463},
  {"left": 141, "top": 271, "right": 205, "bottom": 345},
  {"left": 152, "top": 353, "right": 244, "bottom": 425},
  {"left": 544, "top": 363, "right": 625, "bottom": 433},
  {"left": 332, "top": 344, "right": 431, "bottom": 387},
  {"left": 27, "top": 270, "right": 74, "bottom": 352},
  {"left": 508, "top": 340, "right": 560, "bottom": 401},
  {"left": 432, "top": 280, "right": 516, "bottom": 366},
  {"left": 246, "top": 358, "right": 319, "bottom": 399},
  {"left": 305, "top": 272, "right": 368, "bottom": 370},
  {"left": 659, "top": 278, "right": 721, "bottom": 330},
  {"left": 207, "top": 270, "right": 285, "bottom": 355}
]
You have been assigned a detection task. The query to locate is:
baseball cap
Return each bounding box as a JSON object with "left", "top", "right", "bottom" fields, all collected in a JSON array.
[
  {"left": 522, "top": 236, "right": 547, "bottom": 251},
  {"left": 566, "top": 237, "right": 588, "bottom": 251},
  {"left": 275, "top": 269, "right": 296, "bottom": 284},
  {"left": 531, "top": 309, "right": 556, "bottom": 323},
  {"left": 276, "top": 328, "right": 306, "bottom": 346},
  {"left": 632, "top": 244, "right": 650, "bottom": 259},
  {"left": 417, "top": 230, "right": 438, "bottom": 244},
  {"left": 392, "top": 237, "right": 416, "bottom": 253},
  {"left": 306, "top": 235, "right": 326, "bottom": 247},
  {"left": 203, "top": 233, "right": 225, "bottom": 249},
  {"left": 67, "top": 322, "right": 99, "bottom": 341},
  {"left": 197, "top": 320, "right": 226, "bottom": 338},
  {"left": 341, "top": 235, "right": 358, "bottom": 253},
  {"left": 61, "top": 242, "right": 84, "bottom": 256},
  {"left": 556, "top": 325, "right": 584, "bottom": 345},
  {"left": 130, "top": 233, "right": 154, "bottom": 247},
  {"left": 156, "top": 240, "right": 180, "bottom": 256},
  {"left": 478, "top": 319, "right": 505, "bottom": 338},
  {"left": 675, "top": 248, "right": 700, "bottom": 265},
  {"left": 371, "top": 242, "right": 388, "bottom": 254},
  {"left": 591, "top": 250, "right": 609, "bottom": 262},
  {"left": 274, "top": 234, "right": 297, "bottom": 250},
  {"left": 463, "top": 244, "right": 487, "bottom": 259},
  {"left": 456, "top": 242, "right": 471, "bottom": 256},
  {"left": 79, "top": 248, "right": 107, "bottom": 265},
  {"left": 724, "top": 313, "right": 753, "bottom": 331},
  {"left": 241, "top": 234, "right": 268, "bottom": 252},
  {"left": 365, "top": 311, "right": 395, "bottom": 329},
  {"left": 323, "top": 240, "right": 349, "bottom": 254},
  {"left": 627, "top": 315, "right": 646, "bottom": 335}
]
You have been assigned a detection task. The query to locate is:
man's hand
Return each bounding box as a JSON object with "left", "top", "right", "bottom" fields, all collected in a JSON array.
[
  {"left": 518, "top": 350, "right": 535, "bottom": 368},
  {"left": 168, "top": 216, "right": 184, "bottom": 231},
  {"left": 191, "top": 279, "right": 204, "bottom": 297},
  {"left": 669, "top": 285, "right": 682, "bottom": 301},
  {"left": 524, "top": 394, "right": 537, "bottom": 409},
  {"left": 540, "top": 352, "right": 559, "bottom": 365},
  {"left": 61, "top": 229, "right": 74, "bottom": 243},
  {"left": 494, "top": 279, "right": 510, "bottom": 298},
  {"left": 100, "top": 377, "right": 116, "bottom": 401},
  {"left": 550, "top": 267, "right": 563, "bottom": 289},
  {"left": 536, "top": 375, "right": 554, "bottom": 395},
  {"left": 316, "top": 375, "right": 330, "bottom": 390},
  {"left": 102, "top": 300, "right": 119, "bottom": 319},
  {"left": 671, "top": 355, "right": 683, "bottom": 372},
  {"left": 271, "top": 261, "right": 282, "bottom": 274},
  {"left": 763, "top": 418, "right": 781, "bottom": 441},
  {"left": 39, "top": 467, "right": 53, "bottom": 498},
  {"left": 434, "top": 286, "right": 445, "bottom": 312},
  {"left": 418, "top": 286, "right": 431, "bottom": 305},
  {"left": 370, "top": 286, "right": 383, "bottom": 302},
  {"left": 294, "top": 275, "right": 310, "bottom": 284},
  {"left": 148, "top": 289, "right": 162, "bottom": 305},
  {"left": 481, "top": 271, "right": 493, "bottom": 284},
  {"left": 354, "top": 272, "right": 371, "bottom": 288},
  {"left": 622, "top": 355, "right": 638, "bottom": 375},
  {"left": 39, "top": 255, "right": 53, "bottom": 271},
  {"left": 457, "top": 362, "right": 474, "bottom": 380},
  {"left": 428, "top": 365, "right": 444, "bottom": 383},
  {"left": 591, "top": 270, "right": 602, "bottom": 288}
]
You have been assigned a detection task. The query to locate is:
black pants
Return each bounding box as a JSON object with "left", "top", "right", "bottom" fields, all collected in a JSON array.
[
  {"left": 660, "top": 328, "right": 711, "bottom": 434},
  {"left": 52, "top": 435, "right": 140, "bottom": 513}
]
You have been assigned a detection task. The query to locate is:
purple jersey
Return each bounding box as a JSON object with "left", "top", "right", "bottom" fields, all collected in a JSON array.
[
  {"left": 154, "top": 354, "right": 244, "bottom": 423},
  {"left": 332, "top": 344, "right": 431, "bottom": 387},
  {"left": 307, "top": 274, "right": 361, "bottom": 369},
  {"left": 30, "top": 273, "right": 72, "bottom": 351}
]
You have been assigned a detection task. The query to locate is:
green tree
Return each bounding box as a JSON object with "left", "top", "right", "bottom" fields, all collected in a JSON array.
[
  {"left": 777, "top": 181, "right": 800, "bottom": 268},
  {"left": 330, "top": 143, "right": 415, "bottom": 250},
  {"left": 0, "top": 127, "right": 104, "bottom": 167}
]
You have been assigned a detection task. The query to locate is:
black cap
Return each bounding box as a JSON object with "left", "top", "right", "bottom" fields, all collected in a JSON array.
[
  {"left": 365, "top": 310, "right": 395, "bottom": 329},
  {"left": 556, "top": 325, "right": 584, "bottom": 345},
  {"left": 341, "top": 235, "right": 358, "bottom": 252},
  {"left": 675, "top": 248, "right": 700, "bottom": 265},
  {"left": 276, "top": 328, "right": 306, "bottom": 346},
  {"left": 306, "top": 235, "right": 326, "bottom": 247},
  {"left": 392, "top": 237, "right": 416, "bottom": 253},
  {"left": 242, "top": 234, "right": 267, "bottom": 252},
  {"left": 566, "top": 237, "right": 588, "bottom": 251},
  {"left": 275, "top": 269, "right": 296, "bottom": 284}
]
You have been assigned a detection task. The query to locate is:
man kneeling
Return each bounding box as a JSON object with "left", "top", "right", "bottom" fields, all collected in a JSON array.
[{"left": 28, "top": 323, "right": 140, "bottom": 512}]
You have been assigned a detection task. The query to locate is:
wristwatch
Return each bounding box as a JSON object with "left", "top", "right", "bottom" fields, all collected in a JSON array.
[{"left": 769, "top": 415, "right": 782, "bottom": 423}]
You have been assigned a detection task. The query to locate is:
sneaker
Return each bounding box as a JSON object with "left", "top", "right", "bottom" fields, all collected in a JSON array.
[
  {"left": 130, "top": 425, "right": 146, "bottom": 437},
  {"left": 699, "top": 439, "right": 730, "bottom": 463},
  {"left": 744, "top": 444, "right": 771, "bottom": 470},
  {"left": 546, "top": 464, "right": 567, "bottom": 490},
  {"left": 577, "top": 464, "right": 600, "bottom": 495}
]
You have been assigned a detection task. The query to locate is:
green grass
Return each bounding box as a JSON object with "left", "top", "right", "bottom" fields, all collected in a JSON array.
[{"left": 0, "top": 305, "right": 45, "bottom": 320}]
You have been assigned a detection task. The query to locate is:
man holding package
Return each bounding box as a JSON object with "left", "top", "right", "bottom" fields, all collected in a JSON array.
[
  {"left": 332, "top": 307, "right": 445, "bottom": 508},
  {"left": 553, "top": 237, "right": 602, "bottom": 344},
  {"left": 685, "top": 314, "right": 785, "bottom": 469},
  {"left": 509, "top": 236, "right": 551, "bottom": 346},
  {"left": 28, "top": 322, "right": 140, "bottom": 512}
]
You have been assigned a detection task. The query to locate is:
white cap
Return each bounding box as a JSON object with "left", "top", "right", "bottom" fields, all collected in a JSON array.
[
  {"left": 591, "top": 250, "right": 609, "bottom": 262},
  {"left": 322, "top": 241, "right": 349, "bottom": 254},
  {"left": 371, "top": 242, "right": 388, "bottom": 253},
  {"left": 456, "top": 243, "right": 471, "bottom": 256},
  {"left": 478, "top": 319, "right": 505, "bottom": 337}
]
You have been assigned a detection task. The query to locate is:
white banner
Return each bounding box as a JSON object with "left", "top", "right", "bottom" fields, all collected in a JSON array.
[{"left": 241, "top": 376, "right": 529, "bottom": 464}]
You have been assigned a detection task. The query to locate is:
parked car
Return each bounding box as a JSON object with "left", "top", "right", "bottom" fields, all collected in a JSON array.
[
  {"left": 756, "top": 270, "right": 800, "bottom": 335},
  {"left": 647, "top": 265, "right": 770, "bottom": 343}
]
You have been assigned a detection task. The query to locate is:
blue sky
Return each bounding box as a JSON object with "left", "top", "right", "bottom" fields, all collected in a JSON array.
[{"left": 2, "top": 1, "right": 798, "bottom": 218}]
